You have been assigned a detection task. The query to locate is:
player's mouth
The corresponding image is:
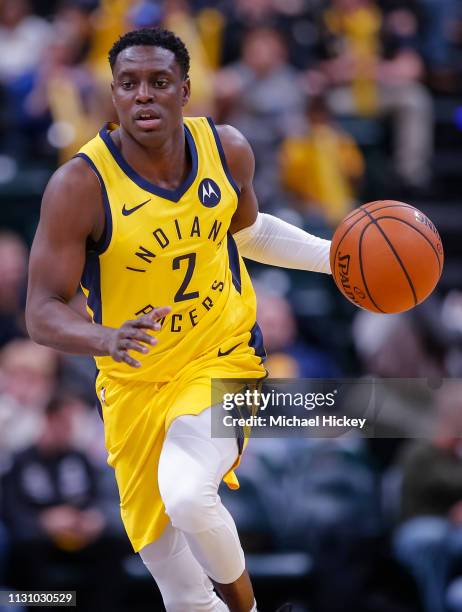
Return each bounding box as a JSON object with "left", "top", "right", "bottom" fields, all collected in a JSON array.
[{"left": 134, "top": 110, "right": 162, "bottom": 130}]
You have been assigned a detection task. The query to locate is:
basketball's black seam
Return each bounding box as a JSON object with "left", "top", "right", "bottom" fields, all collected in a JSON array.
[
  {"left": 333, "top": 204, "right": 416, "bottom": 265},
  {"left": 361, "top": 209, "right": 418, "bottom": 306},
  {"left": 358, "top": 221, "right": 385, "bottom": 313},
  {"left": 372, "top": 215, "right": 442, "bottom": 276},
  {"left": 333, "top": 204, "right": 417, "bottom": 287},
  {"left": 344, "top": 201, "right": 414, "bottom": 224},
  {"left": 332, "top": 213, "right": 367, "bottom": 289}
]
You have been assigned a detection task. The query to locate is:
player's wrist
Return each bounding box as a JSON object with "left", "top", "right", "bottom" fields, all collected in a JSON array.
[{"left": 97, "top": 326, "right": 117, "bottom": 357}]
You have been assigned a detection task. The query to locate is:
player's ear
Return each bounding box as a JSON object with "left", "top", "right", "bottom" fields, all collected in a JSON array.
[{"left": 181, "top": 77, "right": 191, "bottom": 107}]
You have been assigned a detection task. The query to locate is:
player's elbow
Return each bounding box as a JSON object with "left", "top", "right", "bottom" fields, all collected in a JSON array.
[
  {"left": 25, "top": 299, "right": 49, "bottom": 346},
  {"left": 25, "top": 312, "right": 42, "bottom": 345}
]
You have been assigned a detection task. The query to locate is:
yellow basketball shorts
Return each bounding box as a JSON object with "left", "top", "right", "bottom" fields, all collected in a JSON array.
[{"left": 96, "top": 360, "right": 266, "bottom": 552}]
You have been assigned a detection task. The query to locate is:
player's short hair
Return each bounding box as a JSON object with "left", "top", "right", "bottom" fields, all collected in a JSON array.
[{"left": 108, "top": 27, "right": 190, "bottom": 78}]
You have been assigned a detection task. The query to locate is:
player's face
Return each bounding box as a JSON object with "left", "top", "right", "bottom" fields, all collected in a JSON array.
[{"left": 111, "top": 45, "right": 190, "bottom": 144}]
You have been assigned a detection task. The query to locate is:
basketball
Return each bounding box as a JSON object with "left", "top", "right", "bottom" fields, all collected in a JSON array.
[{"left": 330, "top": 201, "right": 444, "bottom": 314}]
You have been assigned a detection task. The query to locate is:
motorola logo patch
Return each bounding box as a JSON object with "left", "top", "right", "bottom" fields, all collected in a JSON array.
[{"left": 198, "top": 178, "right": 221, "bottom": 208}]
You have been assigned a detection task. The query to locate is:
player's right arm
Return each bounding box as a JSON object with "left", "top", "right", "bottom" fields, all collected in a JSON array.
[
  {"left": 26, "top": 158, "right": 169, "bottom": 368},
  {"left": 218, "top": 124, "right": 332, "bottom": 275}
]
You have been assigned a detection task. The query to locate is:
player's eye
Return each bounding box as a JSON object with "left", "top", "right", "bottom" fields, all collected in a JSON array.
[
  {"left": 154, "top": 79, "right": 168, "bottom": 88},
  {"left": 121, "top": 81, "right": 134, "bottom": 90}
]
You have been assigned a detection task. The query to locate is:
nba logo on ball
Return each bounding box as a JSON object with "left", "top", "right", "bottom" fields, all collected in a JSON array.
[{"left": 199, "top": 178, "right": 221, "bottom": 207}]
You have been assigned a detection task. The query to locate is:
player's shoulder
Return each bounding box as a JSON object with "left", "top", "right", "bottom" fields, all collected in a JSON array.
[
  {"left": 215, "top": 124, "right": 251, "bottom": 153},
  {"left": 40, "top": 156, "right": 102, "bottom": 233},
  {"left": 215, "top": 124, "right": 254, "bottom": 187},
  {"left": 42, "top": 156, "right": 102, "bottom": 210},
  {"left": 47, "top": 156, "right": 100, "bottom": 193}
]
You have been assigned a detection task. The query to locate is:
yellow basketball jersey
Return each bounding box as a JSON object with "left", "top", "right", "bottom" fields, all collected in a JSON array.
[{"left": 76, "top": 117, "right": 266, "bottom": 382}]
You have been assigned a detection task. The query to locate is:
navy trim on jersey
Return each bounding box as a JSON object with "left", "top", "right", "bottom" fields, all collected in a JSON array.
[
  {"left": 249, "top": 322, "right": 266, "bottom": 362},
  {"left": 94, "top": 369, "right": 103, "bottom": 422},
  {"left": 227, "top": 232, "right": 241, "bottom": 293},
  {"left": 206, "top": 117, "right": 240, "bottom": 197},
  {"left": 96, "top": 397, "right": 103, "bottom": 422},
  {"left": 74, "top": 153, "right": 112, "bottom": 254},
  {"left": 81, "top": 251, "right": 102, "bottom": 325},
  {"left": 98, "top": 123, "right": 198, "bottom": 202}
]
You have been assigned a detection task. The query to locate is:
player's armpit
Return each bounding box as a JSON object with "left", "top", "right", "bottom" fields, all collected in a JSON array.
[
  {"left": 69, "top": 290, "right": 91, "bottom": 321},
  {"left": 215, "top": 124, "right": 259, "bottom": 234}
]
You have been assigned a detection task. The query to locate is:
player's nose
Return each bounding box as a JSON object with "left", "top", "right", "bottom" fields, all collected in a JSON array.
[{"left": 135, "top": 82, "right": 154, "bottom": 104}]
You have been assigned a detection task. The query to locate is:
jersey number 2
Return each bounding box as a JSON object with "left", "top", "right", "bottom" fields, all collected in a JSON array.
[{"left": 172, "top": 253, "right": 199, "bottom": 302}]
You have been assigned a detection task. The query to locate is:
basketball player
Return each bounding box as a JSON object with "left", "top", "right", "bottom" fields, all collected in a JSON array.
[{"left": 26, "top": 28, "right": 331, "bottom": 612}]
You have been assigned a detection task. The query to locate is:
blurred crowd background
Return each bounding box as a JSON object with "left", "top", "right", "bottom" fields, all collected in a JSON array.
[{"left": 0, "top": 0, "right": 462, "bottom": 610}]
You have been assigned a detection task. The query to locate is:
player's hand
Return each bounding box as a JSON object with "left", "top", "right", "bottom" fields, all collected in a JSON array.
[{"left": 105, "top": 306, "right": 171, "bottom": 368}]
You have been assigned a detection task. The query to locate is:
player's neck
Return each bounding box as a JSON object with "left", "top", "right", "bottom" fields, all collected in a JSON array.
[{"left": 115, "top": 123, "right": 191, "bottom": 191}]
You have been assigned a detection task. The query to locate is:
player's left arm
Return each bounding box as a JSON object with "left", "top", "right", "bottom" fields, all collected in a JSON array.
[{"left": 218, "top": 124, "right": 332, "bottom": 274}]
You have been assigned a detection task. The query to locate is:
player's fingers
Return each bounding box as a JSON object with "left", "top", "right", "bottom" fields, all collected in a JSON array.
[
  {"left": 130, "top": 319, "right": 162, "bottom": 332},
  {"left": 119, "top": 339, "right": 150, "bottom": 354},
  {"left": 112, "top": 349, "right": 141, "bottom": 368},
  {"left": 119, "top": 351, "right": 141, "bottom": 368},
  {"left": 129, "top": 330, "right": 158, "bottom": 345},
  {"left": 120, "top": 329, "right": 158, "bottom": 345},
  {"left": 132, "top": 306, "right": 171, "bottom": 329},
  {"left": 148, "top": 306, "right": 172, "bottom": 321}
]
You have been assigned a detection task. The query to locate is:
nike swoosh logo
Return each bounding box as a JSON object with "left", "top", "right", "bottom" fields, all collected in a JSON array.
[
  {"left": 122, "top": 198, "right": 151, "bottom": 216},
  {"left": 217, "top": 343, "right": 241, "bottom": 357}
]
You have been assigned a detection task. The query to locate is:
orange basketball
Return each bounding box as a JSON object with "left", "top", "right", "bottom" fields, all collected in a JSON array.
[{"left": 330, "top": 201, "right": 444, "bottom": 314}]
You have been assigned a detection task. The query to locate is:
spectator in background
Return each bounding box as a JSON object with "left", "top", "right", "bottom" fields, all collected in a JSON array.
[
  {"left": 54, "top": 0, "right": 99, "bottom": 61},
  {"left": 441, "top": 289, "right": 462, "bottom": 377},
  {"left": 280, "top": 95, "right": 364, "bottom": 226},
  {"left": 22, "top": 8, "right": 110, "bottom": 163},
  {"left": 0, "top": 339, "right": 57, "bottom": 461},
  {"left": 215, "top": 26, "right": 305, "bottom": 208},
  {"left": 393, "top": 381, "right": 462, "bottom": 612},
  {"left": 257, "top": 290, "right": 340, "bottom": 378},
  {"left": 418, "top": 0, "right": 461, "bottom": 92},
  {"left": 312, "top": 0, "right": 433, "bottom": 193},
  {"left": 0, "top": 232, "right": 28, "bottom": 347},
  {"left": 0, "top": 0, "right": 51, "bottom": 85},
  {"left": 1, "top": 393, "right": 126, "bottom": 610},
  {"left": 81, "top": 0, "right": 130, "bottom": 83},
  {"left": 219, "top": 0, "right": 322, "bottom": 70},
  {"left": 351, "top": 308, "right": 446, "bottom": 440},
  {"left": 219, "top": 0, "right": 277, "bottom": 67},
  {"left": 0, "top": 0, "right": 52, "bottom": 159},
  {"left": 126, "top": 1, "right": 218, "bottom": 115},
  {"left": 155, "top": 0, "right": 216, "bottom": 115},
  {"left": 4, "top": 0, "right": 113, "bottom": 164}
]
